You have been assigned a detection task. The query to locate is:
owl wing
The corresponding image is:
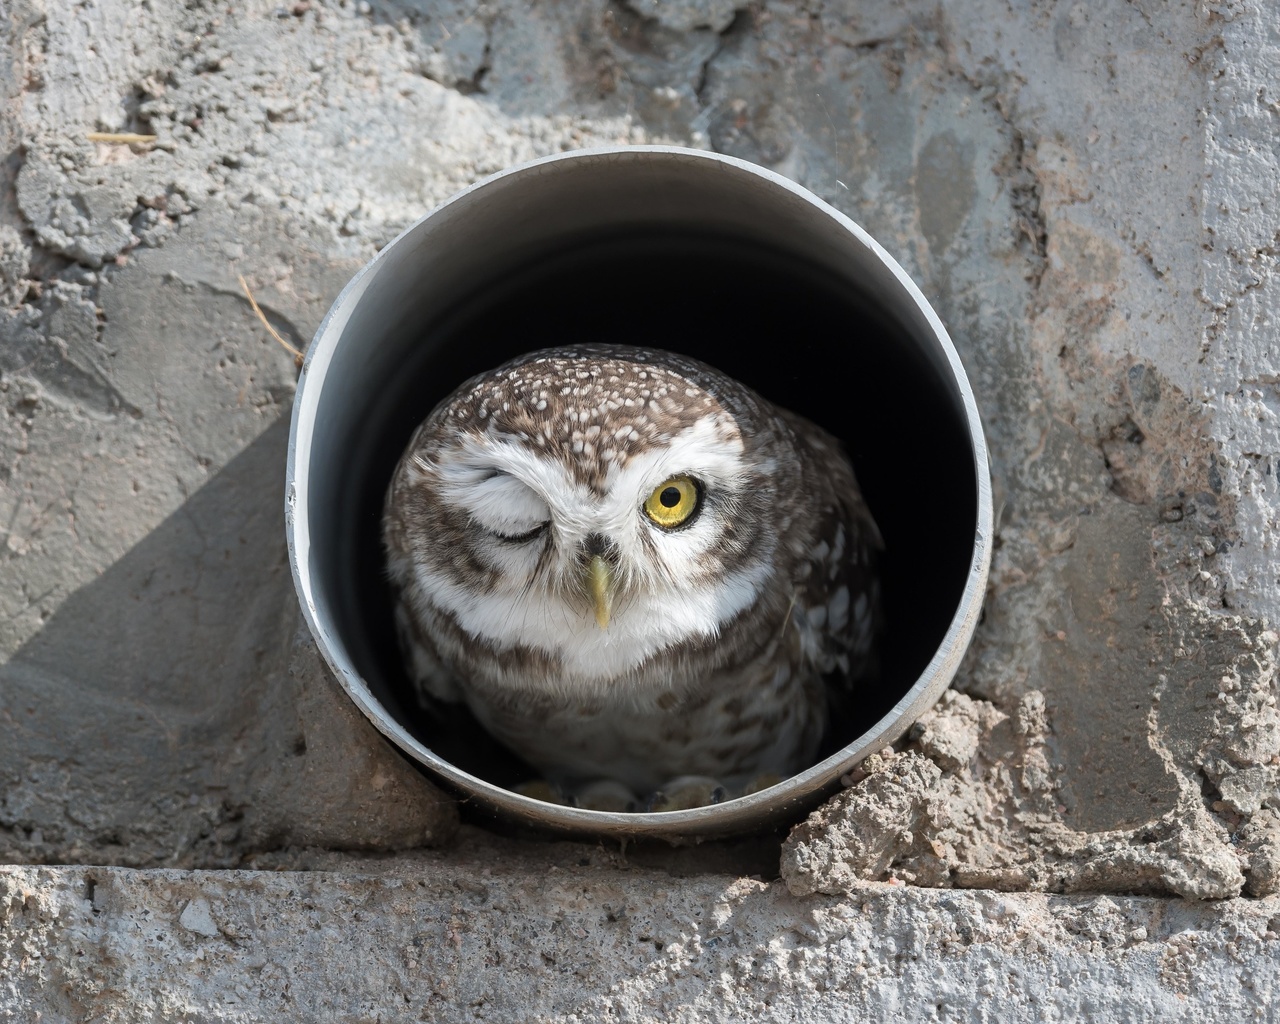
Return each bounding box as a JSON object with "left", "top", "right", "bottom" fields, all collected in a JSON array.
[
  {"left": 792, "top": 492, "right": 883, "bottom": 683},
  {"left": 393, "top": 595, "right": 464, "bottom": 706},
  {"left": 780, "top": 412, "right": 884, "bottom": 689}
]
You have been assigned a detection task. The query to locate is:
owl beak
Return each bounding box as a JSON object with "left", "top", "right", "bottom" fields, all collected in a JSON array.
[{"left": 587, "top": 554, "right": 613, "bottom": 630}]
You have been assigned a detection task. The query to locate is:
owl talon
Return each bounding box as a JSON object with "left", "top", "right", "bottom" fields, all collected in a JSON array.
[
  {"left": 568, "top": 779, "right": 640, "bottom": 813},
  {"left": 513, "top": 779, "right": 569, "bottom": 805},
  {"left": 645, "top": 775, "right": 727, "bottom": 812},
  {"left": 514, "top": 778, "right": 640, "bottom": 812},
  {"left": 742, "top": 772, "right": 784, "bottom": 796}
]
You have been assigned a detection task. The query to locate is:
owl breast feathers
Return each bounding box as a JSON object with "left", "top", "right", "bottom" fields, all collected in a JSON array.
[{"left": 383, "top": 345, "right": 882, "bottom": 797}]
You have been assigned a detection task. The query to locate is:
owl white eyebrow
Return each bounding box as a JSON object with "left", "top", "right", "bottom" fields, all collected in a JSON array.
[{"left": 603, "top": 416, "right": 751, "bottom": 508}]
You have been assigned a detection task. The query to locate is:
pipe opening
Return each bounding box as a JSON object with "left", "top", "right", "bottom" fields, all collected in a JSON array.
[{"left": 320, "top": 229, "right": 978, "bottom": 796}]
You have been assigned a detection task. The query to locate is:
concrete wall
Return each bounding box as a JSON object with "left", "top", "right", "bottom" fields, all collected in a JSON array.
[{"left": 2, "top": 0, "right": 1278, "bottom": 1016}]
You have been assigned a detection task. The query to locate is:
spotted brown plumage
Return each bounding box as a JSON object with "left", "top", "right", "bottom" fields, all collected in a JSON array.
[{"left": 383, "top": 345, "right": 882, "bottom": 801}]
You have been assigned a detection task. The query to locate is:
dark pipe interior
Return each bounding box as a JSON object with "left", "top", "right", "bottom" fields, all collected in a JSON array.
[{"left": 327, "top": 231, "right": 978, "bottom": 791}]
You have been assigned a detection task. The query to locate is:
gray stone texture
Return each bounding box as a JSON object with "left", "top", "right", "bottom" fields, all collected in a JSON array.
[
  {"left": 5, "top": 842, "right": 1280, "bottom": 1022},
  {"left": 2, "top": 0, "right": 1280, "bottom": 1016}
]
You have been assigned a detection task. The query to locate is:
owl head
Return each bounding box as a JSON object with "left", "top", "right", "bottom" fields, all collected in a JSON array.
[{"left": 383, "top": 345, "right": 798, "bottom": 692}]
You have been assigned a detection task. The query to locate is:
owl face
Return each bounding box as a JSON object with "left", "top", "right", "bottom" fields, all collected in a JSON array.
[{"left": 386, "top": 348, "right": 785, "bottom": 690}]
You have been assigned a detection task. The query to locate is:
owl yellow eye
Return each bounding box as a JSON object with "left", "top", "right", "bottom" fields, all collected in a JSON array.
[{"left": 643, "top": 476, "right": 700, "bottom": 529}]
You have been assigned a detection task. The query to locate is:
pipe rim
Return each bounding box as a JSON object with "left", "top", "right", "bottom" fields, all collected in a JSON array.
[{"left": 285, "top": 144, "right": 993, "bottom": 837}]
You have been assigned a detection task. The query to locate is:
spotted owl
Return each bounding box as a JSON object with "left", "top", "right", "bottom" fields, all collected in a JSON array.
[{"left": 383, "top": 345, "right": 882, "bottom": 806}]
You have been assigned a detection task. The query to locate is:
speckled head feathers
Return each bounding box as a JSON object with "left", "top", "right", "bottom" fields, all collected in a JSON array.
[{"left": 416, "top": 345, "right": 761, "bottom": 491}]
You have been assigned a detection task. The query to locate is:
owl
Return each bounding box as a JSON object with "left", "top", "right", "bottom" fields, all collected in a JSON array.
[{"left": 383, "top": 345, "right": 881, "bottom": 809}]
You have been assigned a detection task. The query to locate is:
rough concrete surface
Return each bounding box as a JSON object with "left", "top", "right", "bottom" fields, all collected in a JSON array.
[
  {"left": 6, "top": 835, "right": 1280, "bottom": 1022},
  {"left": 2, "top": 0, "right": 1279, "bottom": 1016}
]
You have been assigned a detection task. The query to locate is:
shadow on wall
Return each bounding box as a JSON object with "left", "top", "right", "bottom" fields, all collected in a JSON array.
[{"left": 1, "top": 418, "right": 298, "bottom": 865}]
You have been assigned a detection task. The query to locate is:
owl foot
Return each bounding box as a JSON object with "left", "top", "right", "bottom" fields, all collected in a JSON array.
[
  {"left": 645, "top": 775, "right": 728, "bottom": 812},
  {"left": 742, "top": 772, "right": 784, "bottom": 795},
  {"left": 513, "top": 778, "right": 641, "bottom": 812},
  {"left": 571, "top": 779, "right": 641, "bottom": 812},
  {"left": 514, "top": 773, "right": 781, "bottom": 812},
  {"left": 512, "top": 779, "right": 570, "bottom": 805}
]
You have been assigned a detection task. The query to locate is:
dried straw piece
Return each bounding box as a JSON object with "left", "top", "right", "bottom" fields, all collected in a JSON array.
[
  {"left": 238, "top": 274, "right": 305, "bottom": 368},
  {"left": 87, "top": 132, "right": 158, "bottom": 144}
]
